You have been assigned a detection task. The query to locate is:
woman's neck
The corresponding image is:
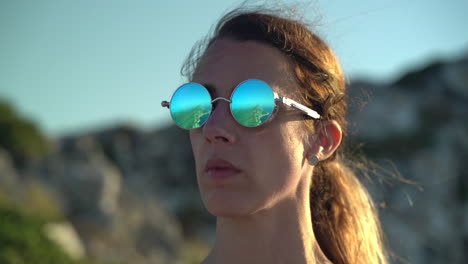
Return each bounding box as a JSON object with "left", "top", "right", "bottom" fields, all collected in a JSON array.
[{"left": 201, "top": 189, "right": 327, "bottom": 264}]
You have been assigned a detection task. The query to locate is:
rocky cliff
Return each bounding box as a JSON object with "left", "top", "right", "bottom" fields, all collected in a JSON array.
[{"left": 348, "top": 54, "right": 468, "bottom": 263}]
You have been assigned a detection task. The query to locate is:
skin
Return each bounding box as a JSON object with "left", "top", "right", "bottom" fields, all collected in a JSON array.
[{"left": 189, "top": 39, "right": 342, "bottom": 264}]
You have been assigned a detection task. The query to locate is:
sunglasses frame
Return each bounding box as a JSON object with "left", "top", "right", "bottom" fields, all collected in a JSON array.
[{"left": 161, "top": 79, "right": 321, "bottom": 130}]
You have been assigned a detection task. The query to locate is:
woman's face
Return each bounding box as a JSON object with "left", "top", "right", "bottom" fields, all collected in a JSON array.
[{"left": 190, "top": 39, "right": 313, "bottom": 217}]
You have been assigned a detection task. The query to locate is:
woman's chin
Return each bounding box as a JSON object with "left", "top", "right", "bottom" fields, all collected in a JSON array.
[{"left": 202, "top": 189, "right": 255, "bottom": 217}]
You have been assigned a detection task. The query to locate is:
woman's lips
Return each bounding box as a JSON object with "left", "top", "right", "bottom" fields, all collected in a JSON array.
[
  {"left": 206, "top": 167, "right": 241, "bottom": 179},
  {"left": 205, "top": 158, "right": 241, "bottom": 180}
]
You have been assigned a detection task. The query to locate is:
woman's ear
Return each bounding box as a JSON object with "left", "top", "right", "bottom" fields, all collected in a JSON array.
[{"left": 307, "top": 120, "right": 342, "bottom": 161}]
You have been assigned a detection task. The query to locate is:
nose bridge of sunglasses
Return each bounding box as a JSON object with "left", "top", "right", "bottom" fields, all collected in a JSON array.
[
  {"left": 209, "top": 97, "right": 231, "bottom": 116},
  {"left": 211, "top": 97, "right": 231, "bottom": 104},
  {"left": 202, "top": 96, "right": 234, "bottom": 126}
]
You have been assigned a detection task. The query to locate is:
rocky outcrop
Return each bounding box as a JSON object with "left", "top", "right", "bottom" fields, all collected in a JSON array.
[
  {"left": 18, "top": 129, "right": 187, "bottom": 264},
  {"left": 348, "top": 54, "right": 468, "bottom": 264},
  {"left": 43, "top": 222, "right": 86, "bottom": 260}
]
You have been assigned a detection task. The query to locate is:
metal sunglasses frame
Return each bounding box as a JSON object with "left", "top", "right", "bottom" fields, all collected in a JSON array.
[{"left": 161, "top": 79, "right": 321, "bottom": 129}]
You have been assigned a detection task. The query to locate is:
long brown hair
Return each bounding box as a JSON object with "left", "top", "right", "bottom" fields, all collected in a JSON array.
[{"left": 182, "top": 7, "right": 388, "bottom": 264}]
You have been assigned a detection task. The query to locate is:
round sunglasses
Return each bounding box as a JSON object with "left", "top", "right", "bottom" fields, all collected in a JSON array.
[{"left": 161, "top": 79, "right": 321, "bottom": 130}]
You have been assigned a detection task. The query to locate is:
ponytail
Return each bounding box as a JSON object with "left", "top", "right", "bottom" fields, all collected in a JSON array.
[{"left": 311, "top": 158, "right": 388, "bottom": 264}]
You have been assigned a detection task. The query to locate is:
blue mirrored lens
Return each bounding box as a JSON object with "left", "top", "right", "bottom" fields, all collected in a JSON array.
[
  {"left": 231, "top": 79, "right": 275, "bottom": 127},
  {"left": 170, "top": 83, "right": 212, "bottom": 129}
]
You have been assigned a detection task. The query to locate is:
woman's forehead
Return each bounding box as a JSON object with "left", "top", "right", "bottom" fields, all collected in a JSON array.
[{"left": 193, "top": 39, "right": 296, "bottom": 94}]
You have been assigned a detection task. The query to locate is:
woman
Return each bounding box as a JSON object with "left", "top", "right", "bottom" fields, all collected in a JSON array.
[{"left": 162, "top": 7, "right": 388, "bottom": 264}]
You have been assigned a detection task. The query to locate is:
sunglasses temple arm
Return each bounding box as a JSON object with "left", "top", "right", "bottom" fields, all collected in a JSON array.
[
  {"left": 279, "top": 97, "right": 321, "bottom": 119},
  {"left": 161, "top": 101, "right": 170, "bottom": 108}
]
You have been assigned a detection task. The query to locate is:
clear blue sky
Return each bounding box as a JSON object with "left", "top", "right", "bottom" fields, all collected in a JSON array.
[{"left": 1, "top": 0, "right": 467, "bottom": 137}]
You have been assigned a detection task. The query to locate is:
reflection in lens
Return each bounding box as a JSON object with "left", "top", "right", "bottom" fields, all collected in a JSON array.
[
  {"left": 170, "top": 83, "right": 212, "bottom": 129},
  {"left": 231, "top": 79, "right": 275, "bottom": 127}
]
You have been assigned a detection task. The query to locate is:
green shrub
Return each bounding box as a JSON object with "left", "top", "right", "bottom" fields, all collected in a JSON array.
[
  {"left": 0, "top": 202, "right": 103, "bottom": 264},
  {"left": 0, "top": 203, "right": 74, "bottom": 264},
  {"left": 0, "top": 100, "right": 49, "bottom": 163}
]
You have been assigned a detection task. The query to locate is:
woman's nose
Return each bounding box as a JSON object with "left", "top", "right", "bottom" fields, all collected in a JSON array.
[{"left": 202, "top": 101, "right": 237, "bottom": 144}]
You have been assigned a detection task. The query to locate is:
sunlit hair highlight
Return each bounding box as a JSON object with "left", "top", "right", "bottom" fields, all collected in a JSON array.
[{"left": 182, "top": 6, "right": 389, "bottom": 264}]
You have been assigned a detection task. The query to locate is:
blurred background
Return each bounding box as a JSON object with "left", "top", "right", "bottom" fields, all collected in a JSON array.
[{"left": 0, "top": 0, "right": 467, "bottom": 263}]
